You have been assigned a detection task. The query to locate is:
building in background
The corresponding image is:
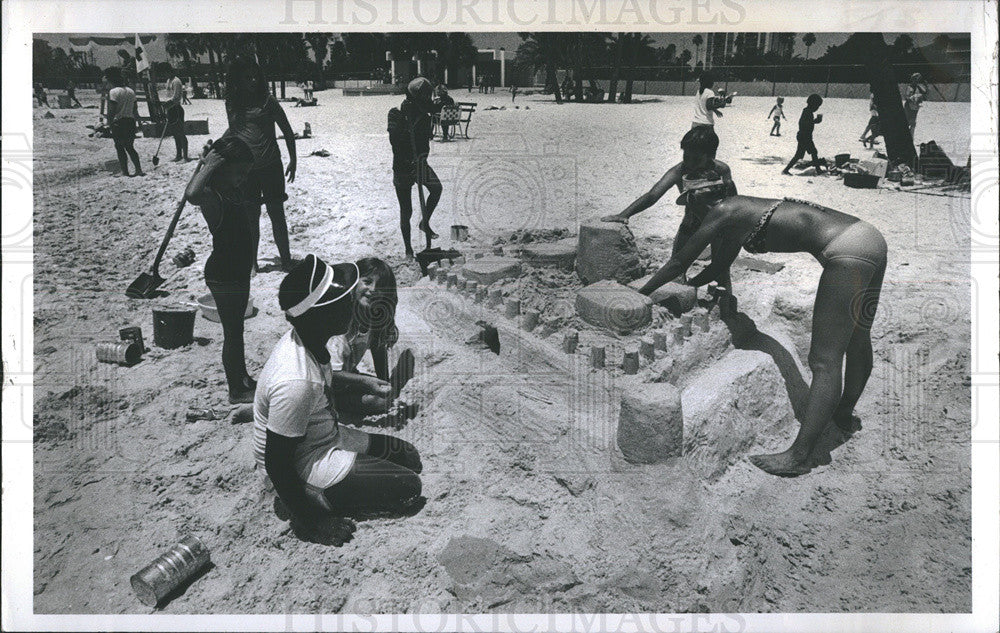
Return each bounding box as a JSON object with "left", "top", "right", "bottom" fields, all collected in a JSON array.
[{"left": 704, "top": 33, "right": 796, "bottom": 68}]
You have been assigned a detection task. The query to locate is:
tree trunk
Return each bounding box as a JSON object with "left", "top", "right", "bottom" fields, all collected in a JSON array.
[
  {"left": 622, "top": 61, "right": 634, "bottom": 103},
  {"left": 607, "top": 36, "right": 623, "bottom": 102},
  {"left": 572, "top": 36, "right": 584, "bottom": 102},
  {"left": 280, "top": 80, "right": 286, "bottom": 99},
  {"left": 858, "top": 33, "right": 917, "bottom": 167},
  {"left": 546, "top": 61, "right": 562, "bottom": 104}
]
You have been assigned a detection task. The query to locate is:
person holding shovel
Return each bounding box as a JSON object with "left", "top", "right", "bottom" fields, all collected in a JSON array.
[
  {"left": 254, "top": 255, "right": 424, "bottom": 545},
  {"left": 184, "top": 136, "right": 257, "bottom": 403},
  {"left": 388, "top": 77, "right": 444, "bottom": 259},
  {"left": 225, "top": 57, "right": 298, "bottom": 272}
]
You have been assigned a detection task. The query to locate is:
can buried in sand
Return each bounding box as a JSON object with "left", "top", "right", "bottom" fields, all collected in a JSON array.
[
  {"left": 563, "top": 330, "right": 579, "bottom": 354},
  {"left": 131, "top": 535, "right": 210, "bottom": 607},
  {"left": 451, "top": 225, "right": 469, "bottom": 241},
  {"left": 186, "top": 408, "right": 220, "bottom": 422}
]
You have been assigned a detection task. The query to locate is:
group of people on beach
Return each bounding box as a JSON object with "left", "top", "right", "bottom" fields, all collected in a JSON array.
[
  {"left": 104, "top": 57, "right": 894, "bottom": 543},
  {"left": 602, "top": 72, "right": 888, "bottom": 477},
  {"left": 174, "top": 58, "right": 429, "bottom": 543}
]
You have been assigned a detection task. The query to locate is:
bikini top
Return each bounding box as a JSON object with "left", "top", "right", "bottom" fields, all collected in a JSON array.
[
  {"left": 741, "top": 197, "right": 834, "bottom": 254},
  {"left": 741, "top": 199, "right": 783, "bottom": 254}
]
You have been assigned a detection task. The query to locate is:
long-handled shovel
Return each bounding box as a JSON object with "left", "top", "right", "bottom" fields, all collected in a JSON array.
[
  {"left": 125, "top": 193, "right": 189, "bottom": 298},
  {"left": 151, "top": 118, "right": 169, "bottom": 167}
]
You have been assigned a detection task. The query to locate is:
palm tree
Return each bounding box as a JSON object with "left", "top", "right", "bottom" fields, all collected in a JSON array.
[
  {"left": 607, "top": 32, "right": 625, "bottom": 102},
  {"left": 621, "top": 33, "right": 655, "bottom": 103},
  {"left": 802, "top": 33, "right": 816, "bottom": 60},
  {"left": 692, "top": 34, "right": 704, "bottom": 67},
  {"left": 516, "top": 33, "right": 564, "bottom": 103},
  {"left": 304, "top": 33, "right": 331, "bottom": 87}
]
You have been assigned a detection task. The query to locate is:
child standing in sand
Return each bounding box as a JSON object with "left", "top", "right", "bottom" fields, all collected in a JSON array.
[
  {"left": 225, "top": 57, "right": 298, "bottom": 272},
  {"left": 692, "top": 72, "right": 726, "bottom": 129},
  {"left": 859, "top": 93, "right": 881, "bottom": 148},
  {"left": 388, "top": 77, "right": 444, "bottom": 258},
  {"left": 328, "top": 257, "right": 415, "bottom": 421},
  {"left": 600, "top": 126, "right": 737, "bottom": 289},
  {"left": 254, "top": 255, "right": 424, "bottom": 545},
  {"left": 782, "top": 94, "right": 825, "bottom": 175},
  {"left": 768, "top": 97, "right": 786, "bottom": 136},
  {"left": 184, "top": 137, "right": 258, "bottom": 403}
]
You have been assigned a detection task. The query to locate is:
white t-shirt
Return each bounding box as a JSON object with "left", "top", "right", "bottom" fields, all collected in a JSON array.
[
  {"left": 253, "top": 329, "right": 369, "bottom": 488},
  {"left": 693, "top": 88, "right": 716, "bottom": 126},
  {"left": 327, "top": 330, "right": 375, "bottom": 374},
  {"left": 108, "top": 86, "right": 137, "bottom": 121},
  {"left": 168, "top": 77, "right": 184, "bottom": 105}
]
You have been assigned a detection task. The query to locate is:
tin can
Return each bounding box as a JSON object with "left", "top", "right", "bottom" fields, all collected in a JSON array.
[
  {"left": 96, "top": 341, "right": 141, "bottom": 366},
  {"left": 119, "top": 326, "right": 145, "bottom": 353},
  {"left": 186, "top": 408, "right": 219, "bottom": 422},
  {"left": 130, "top": 535, "right": 211, "bottom": 607}
]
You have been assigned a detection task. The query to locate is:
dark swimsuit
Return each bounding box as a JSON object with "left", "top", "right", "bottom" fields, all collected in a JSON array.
[{"left": 741, "top": 198, "right": 886, "bottom": 268}]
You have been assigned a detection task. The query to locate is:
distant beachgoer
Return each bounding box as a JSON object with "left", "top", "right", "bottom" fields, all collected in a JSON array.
[
  {"left": 328, "top": 257, "right": 415, "bottom": 421},
  {"left": 637, "top": 178, "right": 887, "bottom": 477},
  {"left": 601, "top": 126, "right": 737, "bottom": 288},
  {"left": 768, "top": 96, "right": 786, "bottom": 136},
  {"left": 184, "top": 136, "right": 257, "bottom": 403},
  {"left": 34, "top": 83, "right": 49, "bottom": 107},
  {"left": 388, "top": 77, "right": 444, "bottom": 258},
  {"left": 511, "top": 80, "right": 519, "bottom": 103},
  {"left": 859, "top": 93, "right": 882, "bottom": 148},
  {"left": 66, "top": 81, "right": 83, "bottom": 108},
  {"left": 692, "top": 72, "right": 726, "bottom": 129},
  {"left": 225, "top": 57, "right": 298, "bottom": 271},
  {"left": 434, "top": 84, "right": 455, "bottom": 140},
  {"left": 103, "top": 67, "right": 144, "bottom": 177},
  {"left": 782, "top": 94, "right": 825, "bottom": 175},
  {"left": 167, "top": 72, "right": 190, "bottom": 162},
  {"left": 182, "top": 79, "right": 192, "bottom": 105},
  {"left": 255, "top": 255, "right": 424, "bottom": 545},
  {"left": 903, "top": 73, "right": 928, "bottom": 137}
]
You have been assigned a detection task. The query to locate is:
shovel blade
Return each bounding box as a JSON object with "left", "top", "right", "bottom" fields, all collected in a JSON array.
[{"left": 125, "top": 272, "right": 164, "bottom": 299}]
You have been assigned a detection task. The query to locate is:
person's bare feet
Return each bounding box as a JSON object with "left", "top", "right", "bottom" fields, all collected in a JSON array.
[
  {"left": 781, "top": 170, "right": 792, "bottom": 176},
  {"left": 749, "top": 449, "right": 812, "bottom": 477},
  {"left": 418, "top": 221, "right": 438, "bottom": 239},
  {"left": 600, "top": 214, "right": 627, "bottom": 223},
  {"left": 833, "top": 411, "right": 862, "bottom": 437}
]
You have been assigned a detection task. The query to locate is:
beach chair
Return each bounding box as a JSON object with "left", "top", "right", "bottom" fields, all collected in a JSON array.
[
  {"left": 454, "top": 102, "right": 477, "bottom": 139},
  {"left": 436, "top": 105, "right": 461, "bottom": 141}
]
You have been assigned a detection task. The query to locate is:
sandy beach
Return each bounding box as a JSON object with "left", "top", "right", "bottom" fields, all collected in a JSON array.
[{"left": 32, "top": 87, "right": 971, "bottom": 613}]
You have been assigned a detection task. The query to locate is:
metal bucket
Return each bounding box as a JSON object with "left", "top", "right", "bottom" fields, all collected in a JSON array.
[
  {"left": 450, "top": 225, "right": 469, "bottom": 241},
  {"left": 96, "top": 341, "right": 141, "bottom": 366},
  {"left": 130, "top": 535, "right": 210, "bottom": 607}
]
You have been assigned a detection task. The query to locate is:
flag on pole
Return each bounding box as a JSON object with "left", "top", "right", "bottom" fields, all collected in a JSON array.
[{"left": 134, "top": 34, "right": 150, "bottom": 74}]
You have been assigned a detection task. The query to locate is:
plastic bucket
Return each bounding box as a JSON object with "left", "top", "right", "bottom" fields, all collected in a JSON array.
[
  {"left": 196, "top": 293, "right": 255, "bottom": 323},
  {"left": 152, "top": 307, "right": 197, "bottom": 349},
  {"left": 130, "top": 535, "right": 210, "bottom": 607}
]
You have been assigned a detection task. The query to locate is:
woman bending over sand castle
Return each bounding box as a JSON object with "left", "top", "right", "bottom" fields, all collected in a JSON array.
[
  {"left": 601, "top": 126, "right": 737, "bottom": 289},
  {"left": 254, "top": 256, "right": 424, "bottom": 545},
  {"left": 185, "top": 136, "right": 257, "bottom": 403},
  {"left": 328, "top": 257, "right": 416, "bottom": 423},
  {"left": 637, "top": 173, "right": 887, "bottom": 477}
]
